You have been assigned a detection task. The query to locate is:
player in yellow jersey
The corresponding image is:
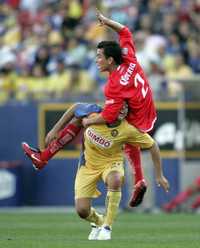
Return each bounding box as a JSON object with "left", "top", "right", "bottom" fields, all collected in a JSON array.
[{"left": 75, "top": 111, "right": 169, "bottom": 240}]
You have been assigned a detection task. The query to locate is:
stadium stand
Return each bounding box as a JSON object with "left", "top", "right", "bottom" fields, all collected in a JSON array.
[{"left": 0, "top": 0, "right": 199, "bottom": 105}]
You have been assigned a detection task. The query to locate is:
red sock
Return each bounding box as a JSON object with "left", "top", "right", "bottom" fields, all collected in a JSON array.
[
  {"left": 171, "top": 188, "right": 193, "bottom": 207},
  {"left": 124, "top": 144, "right": 144, "bottom": 184},
  {"left": 41, "top": 123, "right": 81, "bottom": 161},
  {"left": 191, "top": 195, "right": 200, "bottom": 209}
]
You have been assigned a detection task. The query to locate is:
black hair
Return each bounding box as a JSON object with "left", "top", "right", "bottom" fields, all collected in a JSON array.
[{"left": 97, "top": 41, "right": 122, "bottom": 65}]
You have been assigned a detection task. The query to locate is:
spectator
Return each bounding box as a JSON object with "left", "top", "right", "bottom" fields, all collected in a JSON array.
[
  {"left": 47, "top": 59, "right": 71, "bottom": 99},
  {"left": 187, "top": 40, "right": 200, "bottom": 73},
  {"left": 167, "top": 52, "right": 193, "bottom": 79},
  {"left": 0, "top": 0, "right": 199, "bottom": 104}
]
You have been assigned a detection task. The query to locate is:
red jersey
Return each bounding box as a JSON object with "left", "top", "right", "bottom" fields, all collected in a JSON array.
[{"left": 101, "top": 27, "right": 157, "bottom": 132}]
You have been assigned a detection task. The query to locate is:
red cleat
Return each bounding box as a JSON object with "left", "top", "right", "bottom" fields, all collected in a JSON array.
[
  {"left": 22, "top": 142, "right": 47, "bottom": 170},
  {"left": 129, "top": 179, "right": 147, "bottom": 207}
]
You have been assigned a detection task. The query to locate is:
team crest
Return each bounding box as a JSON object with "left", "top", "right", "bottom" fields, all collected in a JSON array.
[{"left": 111, "top": 129, "right": 118, "bottom": 137}]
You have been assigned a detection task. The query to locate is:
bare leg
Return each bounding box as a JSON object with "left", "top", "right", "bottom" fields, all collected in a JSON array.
[{"left": 75, "top": 198, "right": 103, "bottom": 226}]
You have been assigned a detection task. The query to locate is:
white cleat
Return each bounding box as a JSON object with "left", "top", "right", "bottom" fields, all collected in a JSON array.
[
  {"left": 88, "top": 223, "right": 101, "bottom": 240},
  {"left": 97, "top": 226, "right": 112, "bottom": 240}
]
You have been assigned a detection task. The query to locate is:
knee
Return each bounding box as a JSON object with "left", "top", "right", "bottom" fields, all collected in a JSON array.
[
  {"left": 111, "top": 177, "right": 123, "bottom": 190},
  {"left": 76, "top": 207, "right": 90, "bottom": 219},
  {"left": 107, "top": 174, "right": 123, "bottom": 190}
]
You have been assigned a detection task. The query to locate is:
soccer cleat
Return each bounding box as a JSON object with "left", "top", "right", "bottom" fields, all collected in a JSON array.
[
  {"left": 88, "top": 223, "right": 101, "bottom": 240},
  {"left": 129, "top": 179, "right": 147, "bottom": 207},
  {"left": 22, "top": 142, "right": 47, "bottom": 170},
  {"left": 97, "top": 225, "right": 112, "bottom": 240}
]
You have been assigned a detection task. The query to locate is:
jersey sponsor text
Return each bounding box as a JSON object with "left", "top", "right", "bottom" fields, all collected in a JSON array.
[
  {"left": 120, "top": 63, "right": 136, "bottom": 85},
  {"left": 86, "top": 128, "right": 112, "bottom": 148}
]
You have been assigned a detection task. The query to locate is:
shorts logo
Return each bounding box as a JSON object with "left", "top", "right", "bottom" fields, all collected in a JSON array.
[
  {"left": 111, "top": 129, "right": 118, "bottom": 137},
  {"left": 86, "top": 128, "right": 112, "bottom": 148}
]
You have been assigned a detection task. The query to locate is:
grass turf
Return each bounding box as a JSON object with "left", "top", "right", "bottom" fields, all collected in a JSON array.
[{"left": 0, "top": 211, "right": 199, "bottom": 248}]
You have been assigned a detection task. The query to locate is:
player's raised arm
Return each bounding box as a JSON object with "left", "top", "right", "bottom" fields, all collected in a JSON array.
[
  {"left": 96, "top": 9, "right": 125, "bottom": 33},
  {"left": 97, "top": 9, "right": 136, "bottom": 61}
]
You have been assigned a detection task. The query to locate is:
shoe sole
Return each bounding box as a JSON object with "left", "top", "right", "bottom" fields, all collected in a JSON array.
[{"left": 129, "top": 184, "right": 147, "bottom": 207}]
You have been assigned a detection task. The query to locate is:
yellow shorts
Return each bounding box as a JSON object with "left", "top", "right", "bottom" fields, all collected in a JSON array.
[{"left": 74, "top": 162, "right": 124, "bottom": 199}]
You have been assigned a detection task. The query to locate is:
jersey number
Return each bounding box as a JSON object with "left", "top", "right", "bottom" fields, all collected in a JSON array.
[{"left": 134, "top": 73, "right": 148, "bottom": 98}]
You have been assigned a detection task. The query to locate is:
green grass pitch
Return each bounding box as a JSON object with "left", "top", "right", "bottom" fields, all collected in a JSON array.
[{"left": 0, "top": 211, "right": 199, "bottom": 248}]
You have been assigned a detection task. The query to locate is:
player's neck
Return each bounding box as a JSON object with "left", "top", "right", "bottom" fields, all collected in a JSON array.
[
  {"left": 108, "top": 64, "right": 118, "bottom": 73},
  {"left": 106, "top": 119, "right": 121, "bottom": 128}
]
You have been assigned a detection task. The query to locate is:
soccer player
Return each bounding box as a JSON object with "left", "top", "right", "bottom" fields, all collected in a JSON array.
[
  {"left": 81, "top": 10, "right": 157, "bottom": 207},
  {"left": 74, "top": 109, "right": 169, "bottom": 240},
  {"left": 163, "top": 176, "right": 200, "bottom": 212},
  {"left": 22, "top": 9, "right": 159, "bottom": 207}
]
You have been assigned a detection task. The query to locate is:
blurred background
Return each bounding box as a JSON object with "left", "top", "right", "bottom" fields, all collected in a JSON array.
[{"left": 0, "top": 0, "right": 200, "bottom": 212}]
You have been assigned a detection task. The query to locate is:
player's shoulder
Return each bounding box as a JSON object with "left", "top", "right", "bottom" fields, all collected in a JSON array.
[
  {"left": 121, "top": 120, "right": 137, "bottom": 133},
  {"left": 120, "top": 119, "right": 132, "bottom": 129},
  {"left": 119, "top": 26, "right": 132, "bottom": 37}
]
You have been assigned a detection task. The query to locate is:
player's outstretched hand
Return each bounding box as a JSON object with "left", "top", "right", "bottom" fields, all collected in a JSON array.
[
  {"left": 156, "top": 175, "right": 170, "bottom": 192},
  {"left": 96, "top": 9, "right": 107, "bottom": 26}
]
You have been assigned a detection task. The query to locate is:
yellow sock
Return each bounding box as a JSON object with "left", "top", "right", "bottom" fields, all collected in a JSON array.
[
  {"left": 85, "top": 207, "right": 104, "bottom": 226},
  {"left": 104, "top": 191, "right": 121, "bottom": 227}
]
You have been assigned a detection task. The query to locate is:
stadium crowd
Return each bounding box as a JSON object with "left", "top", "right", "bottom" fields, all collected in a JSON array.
[{"left": 0, "top": 0, "right": 200, "bottom": 105}]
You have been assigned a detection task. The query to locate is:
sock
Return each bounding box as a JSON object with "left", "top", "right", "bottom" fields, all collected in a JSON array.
[
  {"left": 104, "top": 191, "right": 121, "bottom": 227},
  {"left": 85, "top": 207, "right": 104, "bottom": 226},
  {"left": 191, "top": 196, "right": 200, "bottom": 209},
  {"left": 170, "top": 188, "right": 193, "bottom": 208},
  {"left": 41, "top": 123, "right": 81, "bottom": 161},
  {"left": 124, "top": 144, "right": 144, "bottom": 184}
]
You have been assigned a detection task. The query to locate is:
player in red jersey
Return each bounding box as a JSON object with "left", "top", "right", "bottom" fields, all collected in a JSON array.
[
  {"left": 22, "top": 10, "right": 158, "bottom": 207},
  {"left": 82, "top": 10, "right": 157, "bottom": 207}
]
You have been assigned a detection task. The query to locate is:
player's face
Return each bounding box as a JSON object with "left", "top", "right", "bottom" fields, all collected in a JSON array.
[{"left": 96, "top": 48, "right": 110, "bottom": 72}]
